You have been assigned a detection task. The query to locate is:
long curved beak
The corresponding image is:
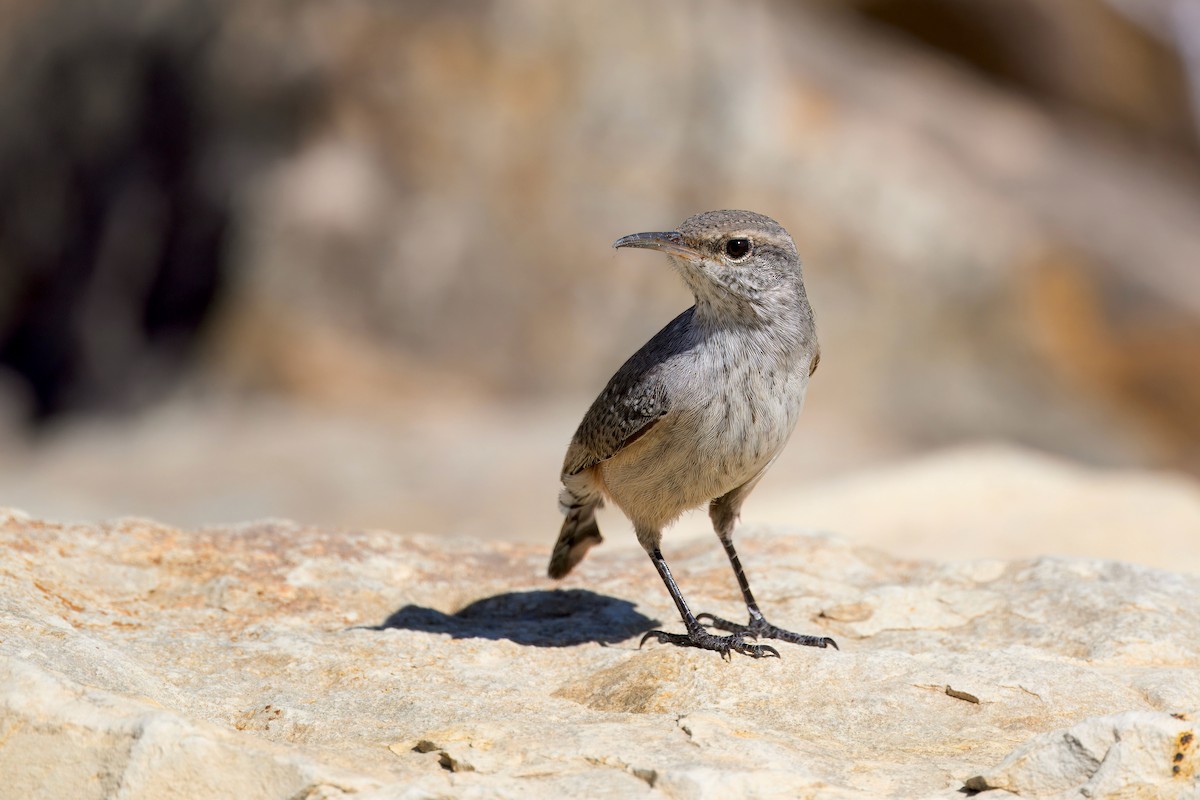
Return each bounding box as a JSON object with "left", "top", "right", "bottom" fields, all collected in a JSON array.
[{"left": 613, "top": 230, "right": 702, "bottom": 262}]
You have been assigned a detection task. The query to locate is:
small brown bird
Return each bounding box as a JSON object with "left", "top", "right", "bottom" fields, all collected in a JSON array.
[{"left": 549, "top": 210, "right": 837, "bottom": 658}]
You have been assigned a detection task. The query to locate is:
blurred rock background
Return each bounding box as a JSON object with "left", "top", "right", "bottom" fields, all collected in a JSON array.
[{"left": 1, "top": 0, "right": 1199, "bottom": 559}]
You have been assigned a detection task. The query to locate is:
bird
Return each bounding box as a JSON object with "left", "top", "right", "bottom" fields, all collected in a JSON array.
[{"left": 548, "top": 209, "right": 837, "bottom": 659}]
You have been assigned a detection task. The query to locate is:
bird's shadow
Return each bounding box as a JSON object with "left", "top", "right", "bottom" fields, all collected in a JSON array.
[{"left": 368, "top": 588, "right": 658, "bottom": 647}]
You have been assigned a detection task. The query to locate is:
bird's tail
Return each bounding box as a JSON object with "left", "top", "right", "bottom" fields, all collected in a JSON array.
[{"left": 548, "top": 485, "right": 604, "bottom": 579}]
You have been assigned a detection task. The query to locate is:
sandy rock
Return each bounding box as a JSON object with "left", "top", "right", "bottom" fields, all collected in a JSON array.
[
  {"left": 2, "top": 507, "right": 1199, "bottom": 798},
  {"left": 721, "top": 442, "right": 1200, "bottom": 574},
  {"left": 0, "top": 658, "right": 375, "bottom": 800},
  {"left": 966, "top": 710, "right": 1199, "bottom": 799}
]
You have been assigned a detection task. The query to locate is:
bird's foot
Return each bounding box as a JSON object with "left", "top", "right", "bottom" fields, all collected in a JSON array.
[
  {"left": 695, "top": 612, "right": 838, "bottom": 650},
  {"left": 638, "top": 627, "right": 780, "bottom": 660}
]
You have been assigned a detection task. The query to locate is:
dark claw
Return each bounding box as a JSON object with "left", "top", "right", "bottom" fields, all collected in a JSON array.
[
  {"left": 638, "top": 628, "right": 780, "bottom": 659},
  {"left": 695, "top": 612, "right": 837, "bottom": 650}
]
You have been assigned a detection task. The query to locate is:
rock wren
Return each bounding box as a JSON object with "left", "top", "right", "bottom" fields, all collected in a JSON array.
[{"left": 549, "top": 209, "right": 837, "bottom": 658}]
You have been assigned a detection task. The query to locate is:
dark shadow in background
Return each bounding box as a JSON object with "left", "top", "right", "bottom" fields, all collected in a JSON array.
[
  {"left": 371, "top": 589, "right": 658, "bottom": 648},
  {"left": 0, "top": 0, "right": 319, "bottom": 423}
]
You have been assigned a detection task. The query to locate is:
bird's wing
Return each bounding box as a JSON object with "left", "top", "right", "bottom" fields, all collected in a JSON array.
[
  {"left": 562, "top": 306, "right": 695, "bottom": 477},
  {"left": 562, "top": 373, "right": 672, "bottom": 477}
]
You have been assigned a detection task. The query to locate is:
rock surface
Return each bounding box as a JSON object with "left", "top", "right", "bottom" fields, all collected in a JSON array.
[
  {"left": 965, "top": 710, "right": 1199, "bottom": 799},
  {"left": 2, "top": 506, "right": 1199, "bottom": 798}
]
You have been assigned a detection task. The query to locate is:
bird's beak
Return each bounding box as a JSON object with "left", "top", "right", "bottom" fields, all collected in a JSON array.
[{"left": 613, "top": 231, "right": 702, "bottom": 262}]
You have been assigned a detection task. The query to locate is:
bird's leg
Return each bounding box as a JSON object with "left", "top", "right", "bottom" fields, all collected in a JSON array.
[
  {"left": 696, "top": 494, "right": 837, "bottom": 649},
  {"left": 639, "top": 546, "right": 780, "bottom": 659},
  {"left": 694, "top": 535, "right": 837, "bottom": 649}
]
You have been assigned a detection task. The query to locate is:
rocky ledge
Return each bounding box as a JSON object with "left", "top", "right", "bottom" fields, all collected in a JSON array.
[{"left": 1, "top": 506, "right": 1197, "bottom": 799}]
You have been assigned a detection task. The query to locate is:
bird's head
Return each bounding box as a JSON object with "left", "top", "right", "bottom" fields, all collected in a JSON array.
[{"left": 613, "top": 210, "right": 806, "bottom": 323}]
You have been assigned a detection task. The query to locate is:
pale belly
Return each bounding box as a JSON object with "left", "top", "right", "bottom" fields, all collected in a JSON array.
[{"left": 598, "top": 373, "right": 807, "bottom": 531}]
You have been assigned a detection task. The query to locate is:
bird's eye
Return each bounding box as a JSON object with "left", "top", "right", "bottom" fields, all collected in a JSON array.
[{"left": 724, "top": 237, "right": 752, "bottom": 260}]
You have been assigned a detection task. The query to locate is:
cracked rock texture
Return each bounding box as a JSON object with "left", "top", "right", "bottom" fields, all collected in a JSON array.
[{"left": 2, "top": 505, "right": 1199, "bottom": 799}]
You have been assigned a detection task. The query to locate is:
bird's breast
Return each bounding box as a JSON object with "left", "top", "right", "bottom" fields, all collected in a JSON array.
[
  {"left": 696, "top": 355, "right": 807, "bottom": 477},
  {"left": 599, "top": 343, "right": 811, "bottom": 529}
]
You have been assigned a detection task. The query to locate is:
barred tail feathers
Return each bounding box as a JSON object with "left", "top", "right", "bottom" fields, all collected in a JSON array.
[{"left": 549, "top": 486, "right": 604, "bottom": 579}]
